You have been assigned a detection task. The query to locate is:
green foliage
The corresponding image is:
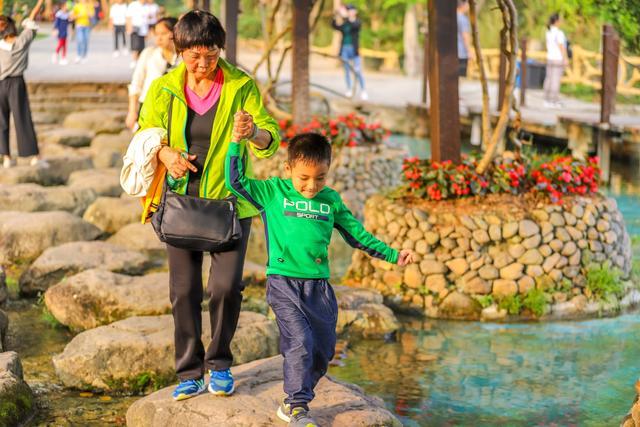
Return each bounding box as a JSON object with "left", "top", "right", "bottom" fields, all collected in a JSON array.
[
  {"left": 522, "top": 288, "right": 547, "bottom": 317},
  {"left": 105, "top": 371, "right": 176, "bottom": 395},
  {"left": 586, "top": 263, "right": 624, "bottom": 299},
  {"left": 498, "top": 294, "right": 522, "bottom": 315},
  {"left": 41, "top": 306, "right": 65, "bottom": 330},
  {"left": 561, "top": 83, "right": 640, "bottom": 105},
  {"left": 474, "top": 295, "right": 494, "bottom": 308}
]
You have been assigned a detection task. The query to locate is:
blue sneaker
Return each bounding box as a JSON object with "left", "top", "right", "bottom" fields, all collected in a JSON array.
[
  {"left": 208, "top": 368, "right": 235, "bottom": 396},
  {"left": 172, "top": 377, "right": 206, "bottom": 401}
]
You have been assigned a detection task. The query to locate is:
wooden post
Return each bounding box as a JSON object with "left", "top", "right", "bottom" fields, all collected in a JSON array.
[
  {"left": 427, "top": 0, "right": 460, "bottom": 163},
  {"left": 598, "top": 24, "right": 620, "bottom": 183},
  {"left": 421, "top": 30, "right": 429, "bottom": 105},
  {"left": 519, "top": 37, "right": 527, "bottom": 106},
  {"left": 497, "top": 35, "right": 507, "bottom": 111},
  {"left": 223, "top": 0, "right": 239, "bottom": 65},
  {"left": 292, "top": 0, "right": 311, "bottom": 125}
]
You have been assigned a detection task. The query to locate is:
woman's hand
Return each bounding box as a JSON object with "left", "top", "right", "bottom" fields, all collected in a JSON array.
[
  {"left": 125, "top": 110, "right": 138, "bottom": 129},
  {"left": 232, "top": 110, "right": 255, "bottom": 142},
  {"left": 158, "top": 146, "right": 197, "bottom": 179},
  {"left": 397, "top": 249, "right": 416, "bottom": 267}
]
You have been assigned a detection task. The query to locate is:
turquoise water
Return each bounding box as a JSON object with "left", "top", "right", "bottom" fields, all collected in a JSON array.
[{"left": 327, "top": 136, "right": 640, "bottom": 426}]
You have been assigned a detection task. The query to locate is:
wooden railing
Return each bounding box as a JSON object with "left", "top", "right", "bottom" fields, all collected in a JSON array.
[{"left": 467, "top": 45, "right": 640, "bottom": 96}]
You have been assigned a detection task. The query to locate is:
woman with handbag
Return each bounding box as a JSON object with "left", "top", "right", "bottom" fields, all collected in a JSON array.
[{"left": 135, "top": 10, "right": 280, "bottom": 401}]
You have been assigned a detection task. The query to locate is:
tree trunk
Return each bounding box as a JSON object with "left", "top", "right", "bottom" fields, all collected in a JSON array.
[{"left": 403, "top": 3, "right": 421, "bottom": 76}]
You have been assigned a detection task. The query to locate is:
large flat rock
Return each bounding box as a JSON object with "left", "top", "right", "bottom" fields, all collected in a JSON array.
[
  {"left": 53, "top": 311, "right": 279, "bottom": 392},
  {"left": 68, "top": 168, "right": 123, "bottom": 197},
  {"left": 0, "top": 183, "right": 96, "bottom": 215},
  {"left": 0, "top": 352, "right": 35, "bottom": 427},
  {"left": 63, "top": 109, "right": 127, "bottom": 134},
  {"left": 126, "top": 355, "right": 401, "bottom": 427},
  {"left": 20, "top": 241, "right": 152, "bottom": 296},
  {"left": 107, "top": 222, "right": 164, "bottom": 256},
  {"left": 44, "top": 269, "right": 170, "bottom": 331},
  {"left": 83, "top": 196, "right": 142, "bottom": 234},
  {"left": 0, "top": 211, "right": 101, "bottom": 265},
  {"left": 0, "top": 155, "right": 93, "bottom": 186},
  {"left": 39, "top": 128, "right": 95, "bottom": 147}
]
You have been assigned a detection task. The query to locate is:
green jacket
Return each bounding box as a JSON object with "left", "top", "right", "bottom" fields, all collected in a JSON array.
[
  {"left": 226, "top": 142, "right": 399, "bottom": 279},
  {"left": 138, "top": 59, "right": 281, "bottom": 219}
]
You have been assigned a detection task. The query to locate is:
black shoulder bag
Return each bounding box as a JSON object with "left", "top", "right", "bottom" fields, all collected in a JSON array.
[{"left": 151, "top": 94, "right": 243, "bottom": 252}]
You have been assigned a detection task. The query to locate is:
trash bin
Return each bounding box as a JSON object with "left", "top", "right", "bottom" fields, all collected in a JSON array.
[{"left": 526, "top": 59, "right": 546, "bottom": 89}]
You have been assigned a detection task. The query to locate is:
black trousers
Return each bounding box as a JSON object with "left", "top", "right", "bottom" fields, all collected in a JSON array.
[
  {"left": 267, "top": 275, "right": 338, "bottom": 407},
  {"left": 114, "top": 25, "right": 126, "bottom": 50},
  {"left": 167, "top": 218, "right": 251, "bottom": 381},
  {"left": 0, "top": 76, "right": 38, "bottom": 157}
]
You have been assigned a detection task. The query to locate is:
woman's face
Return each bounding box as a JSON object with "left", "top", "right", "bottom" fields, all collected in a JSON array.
[
  {"left": 154, "top": 22, "right": 173, "bottom": 50},
  {"left": 182, "top": 45, "right": 221, "bottom": 79}
]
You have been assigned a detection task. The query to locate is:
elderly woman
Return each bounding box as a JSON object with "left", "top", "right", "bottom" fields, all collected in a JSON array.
[{"left": 137, "top": 10, "right": 280, "bottom": 401}]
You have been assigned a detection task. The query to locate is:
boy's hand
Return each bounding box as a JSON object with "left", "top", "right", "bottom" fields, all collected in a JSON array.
[
  {"left": 397, "top": 249, "right": 415, "bottom": 266},
  {"left": 232, "top": 110, "right": 255, "bottom": 142}
]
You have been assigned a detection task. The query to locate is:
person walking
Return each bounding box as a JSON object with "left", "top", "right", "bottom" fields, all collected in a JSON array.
[
  {"left": 109, "top": 0, "right": 128, "bottom": 57},
  {"left": 332, "top": 4, "right": 368, "bottom": 100},
  {"left": 0, "top": 0, "right": 48, "bottom": 168},
  {"left": 457, "top": 0, "right": 471, "bottom": 77},
  {"left": 126, "top": 0, "right": 148, "bottom": 68},
  {"left": 543, "top": 13, "right": 568, "bottom": 108},
  {"left": 52, "top": 1, "right": 70, "bottom": 65},
  {"left": 125, "top": 16, "right": 179, "bottom": 130},
  {"left": 71, "top": 0, "right": 92, "bottom": 63}
]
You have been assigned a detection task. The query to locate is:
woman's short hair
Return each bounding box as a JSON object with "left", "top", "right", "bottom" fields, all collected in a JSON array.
[
  {"left": 174, "top": 10, "right": 225, "bottom": 53},
  {"left": 156, "top": 16, "right": 178, "bottom": 33},
  {"left": 0, "top": 16, "right": 17, "bottom": 39}
]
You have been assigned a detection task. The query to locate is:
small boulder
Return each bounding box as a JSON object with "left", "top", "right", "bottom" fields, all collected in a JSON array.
[
  {"left": 83, "top": 196, "right": 142, "bottom": 234},
  {"left": 39, "top": 128, "right": 95, "bottom": 147},
  {"left": 63, "top": 109, "right": 127, "bottom": 134},
  {"left": 90, "top": 130, "right": 132, "bottom": 168},
  {"left": 0, "top": 352, "right": 35, "bottom": 427},
  {"left": 438, "top": 291, "right": 481, "bottom": 320},
  {"left": 107, "top": 223, "right": 164, "bottom": 257},
  {"left": 334, "top": 285, "right": 399, "bottom": 339},
  {"left": 68, "top": 168, "right": 123, "bottom": 197},
  {"left": 0, "top": 183, "right": 96, "bottom": 215}
]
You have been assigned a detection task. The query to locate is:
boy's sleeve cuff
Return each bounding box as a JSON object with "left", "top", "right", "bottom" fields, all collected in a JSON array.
[
  {"left": 228, "top": 142, "right": 242, "bottom": 154},
  {"left": 386, "top": 249, "right": 399, "bottom": 264}
]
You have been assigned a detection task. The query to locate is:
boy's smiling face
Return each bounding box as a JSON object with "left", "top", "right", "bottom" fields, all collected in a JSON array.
[{"left": 284, "top": 160, "right": 330, "bottom": 199}]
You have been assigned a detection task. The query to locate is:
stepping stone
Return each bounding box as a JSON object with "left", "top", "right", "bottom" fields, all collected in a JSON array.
[
  {"left": 68, "top": 168, "right": 123, "bottom": 197},
  {"left": 0, "top": 211, "right": 101, "bottom": 265},
  {"left": 107, "top": 223, "right": 164, "bottom": 256},
  {"left": 39, "top": 128, "right": 95, "bottom": 147},
  {"left": 126, "top": 355, "right": 401, "bottom": 427},
  {"left": 0, "top": 351, "right": 35, "bottom": 427},
  {"left": 53, "top": 311, "right": 279, "bottom": 392},
  {"left": 20, "top": 241, "right": 152, "bottom": 296},
  {"left": 0, "top": 154, "right": 93, "bottom": 186},
  {"left": 63, "top": 109, "right": 127, "bottom": 134},
  {"left": 44, "top": 269, "right": 170, "bottom": 331},
  {"left": 334, "top": 285, "right": 399, "bottom": 339},
  {"left": 0, "top": 183, "right": 97, "bottom": 215},
  {"left": 83, "top": 196, "right": 142, "bottom": 234},
  {"left": 90, "top": 130, "right": 131, "bottom": 168}
]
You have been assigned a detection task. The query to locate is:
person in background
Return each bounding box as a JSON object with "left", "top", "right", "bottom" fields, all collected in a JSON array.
[
  {"left": 52, "top": 1, "right": 70, "bottom": 65},
  {"left": 126, "top": 0, "right": 148, "bottom": 68},
  {"left": 125, "top": 16, "right": 179, "bottom": 130},
  {"left": 457, "top": 0, "right": 471, "bottom": 78},
  {"left": 145, "top": 0, "right": 159, "bottom": 31},
  {"left": 0, "top": 0, "right": 48, "bottom": 168},
  {"left": 70, "top": 0, "right": 92, "bottom": 63},
  {"left": 109, "top": 0, "right": 128, "bottom": 57},
  {"left": 543, "top": 13, "right": 568, "bottom": 108},
  {"left": 332, "top": 4, "right": 367, "bottom": 101}
]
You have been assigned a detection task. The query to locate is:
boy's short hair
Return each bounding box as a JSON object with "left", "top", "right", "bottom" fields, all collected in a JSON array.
[
  {"left": 287, "top": 133, "right": 332, "bottom": 166},
  {"left": 0, "top": 16, "right": 17, "bottom": 39},
  {"left": 174, "top": 10, "right": 225, "bottom": 53}
]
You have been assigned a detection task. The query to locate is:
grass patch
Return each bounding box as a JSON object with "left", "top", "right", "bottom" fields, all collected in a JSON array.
[
  {"left": 474, "top": 295, "right": 494, "bottom": 309},
  {"left": 560, "top": 83, "right": 640, "bottom": 105},
  {"left": 586, "top": 263, "right": 624, "bottom": 300},
  {"left": 498, "top": 294, "right": 522, "bottom": 315},
  {"left": 522, "top": 288, "right": 548, "bottom": 317},
  {"left": 105, "top": 371, "right": 176, "bottom": 395}
]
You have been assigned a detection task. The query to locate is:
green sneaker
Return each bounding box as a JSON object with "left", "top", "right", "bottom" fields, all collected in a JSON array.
[
  {"left": 288, "top": 407, "right": 318, "bottom": 427},
  {"left": 276, "top": 397, "right": 291, "bottom": 422}
]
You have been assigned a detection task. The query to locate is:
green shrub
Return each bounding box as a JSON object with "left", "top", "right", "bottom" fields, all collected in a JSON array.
[
  {"left": 522, "top": 288, "right": 548, "bottom": 317},
  {"left": 586, "top": 264, "right": 623, "bottom": 299},
  {"left": 498, "top": 295, "right": 522, "bottom": 315},
  {"left": 474, "top": 295, "right": 494, "bottom": 308}
]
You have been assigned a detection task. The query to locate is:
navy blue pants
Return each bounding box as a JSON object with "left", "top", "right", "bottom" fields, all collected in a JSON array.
[{"left": 267, "top": 275, "right": 338, "bottom": 407}]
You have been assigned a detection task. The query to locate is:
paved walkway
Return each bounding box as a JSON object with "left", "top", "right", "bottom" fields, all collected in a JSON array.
[{"left": 25, "top": 26, "right": 639, "bottom": 132}]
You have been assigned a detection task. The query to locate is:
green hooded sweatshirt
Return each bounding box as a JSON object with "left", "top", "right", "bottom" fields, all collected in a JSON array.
[{"left": 137, "top": 59, "right": 281, "bottom": 219}]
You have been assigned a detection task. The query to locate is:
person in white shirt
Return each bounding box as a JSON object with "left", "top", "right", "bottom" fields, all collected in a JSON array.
[
  {"left": 126, "top": 16, "right": 179, "bottom": 130},
  {"left": 543, "top": 13, "right": 568, "bottom": 108},
  {"left": 144, "top": 0, "right": 159, "bottom": 30},
  {"left": 109, "top": 0, "right": 128, "bottom": 57},
  {"left": 126, "top": 0, "right": 148, "bottom": 67}
]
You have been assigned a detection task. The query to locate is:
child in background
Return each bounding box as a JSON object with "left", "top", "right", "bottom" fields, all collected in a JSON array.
[
  {"left": 52, "top": 2, "right": 70, "bottom": 65},
  {"left": 225, "top": 119, "right": 415, "bottom": 427}
]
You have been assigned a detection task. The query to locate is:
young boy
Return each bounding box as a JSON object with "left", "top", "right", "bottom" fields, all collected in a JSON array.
[
  {"left": 225, "top": 112, "right": 414, "bottom": 427},
  {"left": 52, "top": 2, "right": 70, "bottom": 65}
]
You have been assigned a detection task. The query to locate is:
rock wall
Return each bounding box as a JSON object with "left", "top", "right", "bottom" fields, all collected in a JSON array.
[
  {"left": 345, "top": 193, "right": 636, "bottom": 321},
  {"left": 252, "top": 145, "right": 404, "bottom": 218}
]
